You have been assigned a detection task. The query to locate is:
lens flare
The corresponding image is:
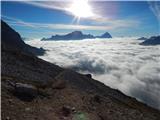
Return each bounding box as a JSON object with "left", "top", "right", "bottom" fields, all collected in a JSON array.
[{"left": 67, "top": 0, "right": 94, "bottom": 18}]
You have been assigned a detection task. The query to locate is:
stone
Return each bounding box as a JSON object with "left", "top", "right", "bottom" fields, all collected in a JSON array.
[
  {"left": 85, "top": 74, "right": 92, "bottom": 79},
  {"left": 93, "top": 95, "right": 102, "bottom": 104},
  {"left": 6, "top": 116, "right": 10, "bottom": 120},
  {"left": 14, "top": 83, "right": 38, "bottom": 101},
  {"left": 25, "top": 107, "right": 31, "bottom": 112},
  {"left": 61, "top": 106, "right": 72, "bottom": 117}
]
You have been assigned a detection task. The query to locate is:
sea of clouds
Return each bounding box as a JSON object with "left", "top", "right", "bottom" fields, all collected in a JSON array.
[{"left": 26, "top": 38, "right": 160, "bottom": 110}]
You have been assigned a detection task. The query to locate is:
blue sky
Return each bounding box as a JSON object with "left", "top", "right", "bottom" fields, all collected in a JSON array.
[{"left": 1, "top": 1, "right": 160, "bottom": 39}]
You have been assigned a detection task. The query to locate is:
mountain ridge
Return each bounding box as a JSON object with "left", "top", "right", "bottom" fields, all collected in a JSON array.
[
  {"left": 41, "top": 31, "right": 112, "bottom": 41},
  {"left": 1, "top": 20, "right": 45, "bottom": 56},
  {"left": 140, "top": 36, "right": 160, "bottom": 45}
]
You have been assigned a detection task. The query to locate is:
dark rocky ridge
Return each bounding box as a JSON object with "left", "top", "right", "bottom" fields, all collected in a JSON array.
[
  {"left": 137, "top": 37, "right": 147, "bottom": 40},
  {"left": 41, "top": 31, "right": 112, "bottom": 41},
  {"left": 1, "top": 20, "right": 45, "bottom": 56},
  {"left": 1, "top": 20, "right": 160, "bottom": 120},
  {"left": 140, "top": 36, "right": 160, "bottom": 45}
]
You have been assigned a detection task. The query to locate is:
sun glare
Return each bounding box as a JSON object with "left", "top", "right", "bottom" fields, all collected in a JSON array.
[{"left": 67, "top": 0, "right": 94, "bottom": 18}]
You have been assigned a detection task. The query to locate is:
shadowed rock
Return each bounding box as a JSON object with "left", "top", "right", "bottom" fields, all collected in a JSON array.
[
  {"left": 140, "top": 36, "right": 160, "bottom": 45},
  {"left": 84, "top": 74, "right": 92, "bottom": 79},
  {"left": 7, "top": 82, "right": 38, "bottom": 101},
  {"left": 1, "top": 20, "right": 45, "bottom": 56}
]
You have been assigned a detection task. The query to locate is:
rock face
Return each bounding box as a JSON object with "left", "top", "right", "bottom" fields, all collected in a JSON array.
[
  {"left": 41, "top": 31, "right": 112, "bottom": 40},
  {"left": 1, "top": 20, "right": 160, "bottom": 120},
  {"left": 1, "top": 20, "right": 26, "bottom": 51},
  {"left": 1, "top": 20, "right": 45, "bottom": 55},
  {"left": 140, "top": 36, "right": 160, "bottom": 45}
]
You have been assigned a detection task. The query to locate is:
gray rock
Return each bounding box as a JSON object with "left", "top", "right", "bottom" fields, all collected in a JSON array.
[
  {"left": 6, "top": 116, "right": 10, "bottom": 120},
  {"left": 14, "top": 83, "right": 38, "bottom": 101},
  {"left": 84, "top": 74, "right": 92, "bottom": 79},
  {"left": 62, "top": 106, "right": 71, "bottom": 117},
  {"left": 25, "top": 107, "right": 31, "bottom": 112}
]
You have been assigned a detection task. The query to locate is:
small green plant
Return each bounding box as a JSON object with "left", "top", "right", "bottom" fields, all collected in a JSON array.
[{"left": 73, "top": 112, "right": 88, "bottom": 120}]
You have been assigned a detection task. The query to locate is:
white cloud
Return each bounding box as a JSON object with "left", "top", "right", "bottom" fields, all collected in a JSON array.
[
  {"left": 2, "top": 15, "right": 140, "bottom": 31},
  {"left": 149, "top": 1, "right": 160, "bottom": 20},
  {"left": 26, "top": 38, "right": 160, "bottom": 110},
  {"left": 2, "top": 15, "right": 35, "bottom": 28},
  {"left": 21, "top": 1, "right": 70, "bottom": 12},
  {"left": 148, "top": 1, "right": 160, "bottom": 34}
]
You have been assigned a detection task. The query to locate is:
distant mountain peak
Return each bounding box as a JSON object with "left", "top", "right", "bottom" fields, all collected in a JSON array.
[
  {"left": 98, "top": 32, "right": 112, "bottom": 38},
  {"left": 41, "top": 31, "right": 112, "bottom": 41},
  {"left": 103, "top": 32, "right": 110, "bottom": 35},
  {"left": 137, "top": 37, "right": 147, "bottom": 40},
  {"left": 140, "top": 36, "right": 160, "bottom": 45},
  {"left": 68, "top": 31, "right": 83, "bottom": 37},
  {"left": 71, "top": 31, "right": 83, "bottom": 34}
]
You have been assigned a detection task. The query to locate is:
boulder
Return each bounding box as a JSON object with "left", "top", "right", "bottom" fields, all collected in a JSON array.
[
  {"left": 1, "top": 20, "right": 45, "bottom": 56},
  {"left": 14, "top": 83, "right": 38, "bottom": 101},
  {"left": 84, "top": 74, "right": 92, "bottom": 79}
]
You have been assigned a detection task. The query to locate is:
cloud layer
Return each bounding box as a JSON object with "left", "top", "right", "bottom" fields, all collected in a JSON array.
[{"left": 27, "top": 38, "right": 160, "bottom": 110}]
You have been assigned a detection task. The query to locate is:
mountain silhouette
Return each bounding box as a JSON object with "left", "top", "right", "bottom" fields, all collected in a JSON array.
[
  {"left": 1, "top": 20, "right": 45, "bottom": 55},
  {"left": 137, "top": 37, "right": 147, "bottom": 40},
  {"left": 41, "top": 31, "right": 112, "bottom": 41},
  {"left": 140, "top": 36, "right": 160, "bottom": 45},
  {"left": 96, "top": 32, "right": 112, "bottom": 38}
]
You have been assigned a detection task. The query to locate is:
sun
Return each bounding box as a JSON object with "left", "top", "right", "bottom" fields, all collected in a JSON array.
[{"left": 67, "top": 0, "right": 94, "bottom": 18}]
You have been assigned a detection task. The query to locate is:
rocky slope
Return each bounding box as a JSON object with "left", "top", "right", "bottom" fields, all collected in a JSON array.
[
  {"left": 1, "top": 20, "right": 45, "bottom": 55},
  {"left": 1, "top": 20, "right": 160, "bottom": 120}
]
